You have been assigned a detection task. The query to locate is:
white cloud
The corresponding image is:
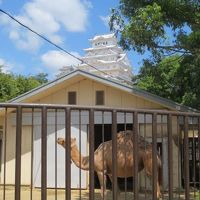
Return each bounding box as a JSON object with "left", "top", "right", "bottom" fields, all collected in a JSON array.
[
  {"left": 0, "top": 58, "right": 13, "bottom": 73},
  {"left": 0, "top": 0, "right": 91, "bottom": 51},
  {"left": 100, "top": 15, "right": 110, "bottom": 27},
  {"left": 0, "top": 57, "right": 26, "bottom": 74},
  {"left": 9, "top": 30, "right": 20, "bottom": 40},
  {"left": 41, "top": 50, "right": 81, "bottom": 74},
  {"left": 83, "top": 0, "right": 93, "bottom": 9},
  {"left": 13, "top": 30, "right": 42, "bottom": 52}
]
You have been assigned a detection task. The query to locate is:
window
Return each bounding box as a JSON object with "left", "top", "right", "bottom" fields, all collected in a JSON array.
[
  {"left": 96, "top": 90, "right": 104, "bottom": 105},
  {"left": 68, "top": 91, "right": 77, "bottom": 105}
]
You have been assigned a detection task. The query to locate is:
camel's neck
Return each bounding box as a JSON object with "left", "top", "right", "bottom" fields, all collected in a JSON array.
[{"left": 71, "top": 145, "right": 89, "bottom": 171}]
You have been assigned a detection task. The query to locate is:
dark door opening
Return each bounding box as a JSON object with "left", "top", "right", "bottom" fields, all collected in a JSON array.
[
  {"left": 94, "top": 124, "right": 133, "bottom": 190},
  {"left": 181, "top": 138, "right": 200, "bottom": 188},
  {"left": 157, "top": 142, "right": 163, "bottom": 157},
  {"left": 94, "top": 124, "right": 112, "bottom": 189}
]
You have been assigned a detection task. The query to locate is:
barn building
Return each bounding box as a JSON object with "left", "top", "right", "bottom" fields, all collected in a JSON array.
[{"left": 0, "top": 34, "right": 199, "bottom": 193}]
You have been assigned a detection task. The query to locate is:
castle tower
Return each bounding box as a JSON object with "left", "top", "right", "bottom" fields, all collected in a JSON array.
[{"left": 58, "top": 33, "right": 133, "bottom": 81}]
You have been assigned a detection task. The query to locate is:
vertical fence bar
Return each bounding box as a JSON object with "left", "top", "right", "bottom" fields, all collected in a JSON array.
[
  {"left": 55, "top": 109, "right": 58, "bottom": 200},
  {"left": 102, "top": 111, "right": 105, "bottom": 200},
  {"left": 15, "top": 106, "right": 22, "bottom": 200},
  {"left": 168, "top": 114, "right": 173, "bottom": 199},
  {"left": 192, "top": 117, "right": 196, "bottom": 197},
  {"left": 152, "top": 113, "right": 157, "bottom": 200},
  {"left": 124, "top": 112, "right": 127, "bottom": 200},
  {"left": 177, "top": 116, "right": 181, "bottom": 200},
  {"left": 133, "top": 112, "right": 138, "bottom": 200},
  {"left": 144, "top": 114, "right": 147, "bottom": 199},
  {"left": 112, "top": 110, "right": 118, "bottom": 200},
  {"left": 161, "top": 115, "right": 164, "bottom": 199},
  {"left": 41, "top": 107, "right": 47, "bottom": 200},
  {"left": 79, "top": 110, "right": 82, "bottom": 199},
  {"left": 65, "top": 108, "right": 71, "bottom": 200},
  {"left": 89, "top": 109, "right": 95, "bottom": 200},
  {"left": 30, "top": 108, "right": 34, "bottom": 200},
  {"left": 198, "top": 117, "right": 200, "bottom": 198},
  {"left": 184, "top": 115, "right": 190, "bottom": 200},
  {"left": 3, "top": 108, "right": 7, "bottom": 200}
]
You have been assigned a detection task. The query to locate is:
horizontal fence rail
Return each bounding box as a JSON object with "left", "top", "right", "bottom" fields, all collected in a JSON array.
[{"left": 0, "top": 103, "right": 199, "bottom": 200}]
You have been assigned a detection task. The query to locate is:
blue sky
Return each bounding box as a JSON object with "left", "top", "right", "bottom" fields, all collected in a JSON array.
[{"left": 0, "top": 0, "right": 147, "bottom": 79}]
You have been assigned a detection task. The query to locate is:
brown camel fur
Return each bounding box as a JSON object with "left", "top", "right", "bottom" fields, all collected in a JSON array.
[{"left": 57, "top": 130, "right": 162, "bottom": 199}]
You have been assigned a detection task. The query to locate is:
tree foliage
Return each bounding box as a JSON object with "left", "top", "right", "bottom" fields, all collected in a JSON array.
[
  {"left": 110, "top": 0, "right": 200, "bottom": 109},
  {"left": 110, "top": 0, "right": 199, "bottom": 57},
  {"left": 0, "top": 67, "right": 48, "bottom": 102},
  {"left": 134, "top": 54, "right": 200, "bottom": 109}
]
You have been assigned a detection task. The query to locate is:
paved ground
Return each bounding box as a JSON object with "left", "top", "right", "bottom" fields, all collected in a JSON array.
[{"left": 0, "top": 186, "right": 199, "bottom": 199}]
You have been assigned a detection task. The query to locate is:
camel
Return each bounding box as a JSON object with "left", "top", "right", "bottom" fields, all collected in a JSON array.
[{"left": 57, "top": 130, "right": 162, "bottom": 199}]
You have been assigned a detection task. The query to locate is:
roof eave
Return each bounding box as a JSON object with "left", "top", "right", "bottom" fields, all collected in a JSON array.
[{"left": 7, "top": 69, "right": 199, "bottom": 113}]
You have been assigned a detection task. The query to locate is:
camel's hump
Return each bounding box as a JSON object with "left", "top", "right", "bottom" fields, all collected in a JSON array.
[{"left": 116, "top": 130, "right": 151, "bottom": 148}]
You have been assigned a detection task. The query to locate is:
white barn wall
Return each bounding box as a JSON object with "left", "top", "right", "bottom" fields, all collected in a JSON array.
[
  {"left": 0, "top": 77, "right": 177, "bottom": 189},
  {"left": 0, "top": 111, "right": 176, "bottom": 189}
]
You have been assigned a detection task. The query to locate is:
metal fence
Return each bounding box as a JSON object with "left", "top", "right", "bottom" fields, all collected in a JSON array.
[{"left": 0, "top": 103, "right": 199, "bottom": 200}]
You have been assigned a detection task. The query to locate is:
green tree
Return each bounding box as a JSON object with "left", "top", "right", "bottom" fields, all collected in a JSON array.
[
  {"left": 0, "top": 72, "right": 17, "bottom": 102},
  {"left": 15, "top": 75, "right": 42, "bottom": 96},
  {"left": 133, "top": 56, "right": 183, "bottom": 103},
  {"left": 110, "top": 0, "right": 199, "bottom": 58},
  {"left": 134, "top": 54, "right": 200, "bottom": 109},
  {"left": 110, "top": 0, "right": 200, "bottom": 109},
  {"left": 0, "top": 66, "right": 48, "bottom": 102},
  {"left": 32, "top": 73, "right": 48, "bottom": 84}
]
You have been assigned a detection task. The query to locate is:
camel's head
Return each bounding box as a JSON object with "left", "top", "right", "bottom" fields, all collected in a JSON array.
[
  {"left": 57, "top": 137, "right": 65, "bottom": 146},
  {"left": 57, "top": 137, "right": 77, "bottom": 149}
]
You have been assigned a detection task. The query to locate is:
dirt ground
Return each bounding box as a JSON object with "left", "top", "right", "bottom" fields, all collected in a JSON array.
[
  {"left": 0, "top": 187, "right": 131, "bottom": 200},
  {"left": 0, "top": 186, "right": 199, "bottom": 200}
]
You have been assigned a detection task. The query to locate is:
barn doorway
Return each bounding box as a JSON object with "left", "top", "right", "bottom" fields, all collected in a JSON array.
[
  {"left": 94, "top": 124, "right": 112, "bottom": 189},
  {"left": 94, "top": 123, "right": 133, "bottom": 190},
  {"left": 181, "top": 137, "right": 200, "bottom": 188}
]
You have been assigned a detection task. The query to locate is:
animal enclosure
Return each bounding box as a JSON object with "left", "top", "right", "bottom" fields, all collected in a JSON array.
[{"left": 0, "top": 103, "right": 199, "bottom": 200}]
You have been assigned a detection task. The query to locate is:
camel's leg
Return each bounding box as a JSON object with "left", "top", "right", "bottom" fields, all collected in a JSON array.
[
  {"left": 143, "top": 155, "right": 161, "bottom": 199},
  {"left": 97, "top": 171, "right": 107, "bottom": 199},
  {"left": 157, "top": 182, "right": 161, "bottom": 199},
  {"left": 108, "top": 175, "right": 120, "bottom": 199}
]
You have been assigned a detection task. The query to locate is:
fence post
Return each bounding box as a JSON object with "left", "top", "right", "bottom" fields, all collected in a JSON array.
[
  {"left": 15, "top": 106, "right": 22, "bottom": 200},
  {"left": 152, "top": 113, "right": 157, "bottom": 200},
  {"left": 65, "top": 108, "right": 71, "bottom": 200},
  {"left": 168, "top": 114, "right": 173, "bottom": 199},
  {"left": 199, "top": 117, "right": 200, "bottom": 199},
  {"left": 89, "top": 109, "right": 94, "bottom": 200},
  {"left": 112, "top": 110, "right": 118, "bottom": 200},
  {"left": 133, "top": 112, "right": 138, "bottom": 200},
  {"left": 184, "top": 115, "right": 189, "bottom": 199},
  {"left": 41, "top": 107, "right": 47, "bottom": 200},
  {"left": 3, "top": 108, "right": 7, "bottom": 200}
]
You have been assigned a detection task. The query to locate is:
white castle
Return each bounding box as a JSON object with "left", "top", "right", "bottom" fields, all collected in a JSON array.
[{"left": 58, "top": 33, "right": 133, "bottom": 81}]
